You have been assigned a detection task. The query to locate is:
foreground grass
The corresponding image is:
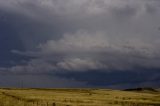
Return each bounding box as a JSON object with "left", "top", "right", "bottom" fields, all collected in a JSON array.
[{"left": 0, "top": 88, "right": 159, "bottom": 106}]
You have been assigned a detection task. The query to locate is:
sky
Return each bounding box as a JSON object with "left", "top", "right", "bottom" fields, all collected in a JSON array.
[{"left": 0, "top": 0, "right": 160, "bottom": 89}]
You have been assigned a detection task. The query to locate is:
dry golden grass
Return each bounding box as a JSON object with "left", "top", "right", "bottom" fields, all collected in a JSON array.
[{"left": 0, "top": 88, "right": 159, "bottom": 106}]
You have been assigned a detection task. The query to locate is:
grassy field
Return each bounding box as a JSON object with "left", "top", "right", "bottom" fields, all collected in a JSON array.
[{"left": 0, "top": 88, "right": 159, "bottom": 106}]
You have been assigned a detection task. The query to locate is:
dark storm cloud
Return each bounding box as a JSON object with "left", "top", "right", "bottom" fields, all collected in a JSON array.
[
  {"left": 56, "top": 69, "right": 160, "bottom": 89},
  {"left": 1, "top": 0, "right": 160, "bottom": 72},
  {"left": 0, "top": 74, "right": 88, "bottom": 88},
  {"left": 0, "top": 0, "right": 160, "bottom": 88},
  {"left": 0, "top": 11, "right": 28, "bottom": 67}
]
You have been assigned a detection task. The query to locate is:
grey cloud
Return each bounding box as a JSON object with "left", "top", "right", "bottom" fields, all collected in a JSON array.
[
  {"left": 6, "top": 30, "right": 160, "bottom": 73},
  {"left": 39, "top": 31, "right": 109, "bottom": 54},
  {"left": 0, "top": 0, "right": 152, "bottom": 21},
  {"left": 1, "top": 58, "right": 106, "bottom": 74},
  {"left": 57, "top": 58, "right": 107, "bottom": 71},
  {"left": 2, "top": 59, "right": 56, "bottom": 74},
  {"left": 109, "top": 5, "right": 138, "bottom": 21}
]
